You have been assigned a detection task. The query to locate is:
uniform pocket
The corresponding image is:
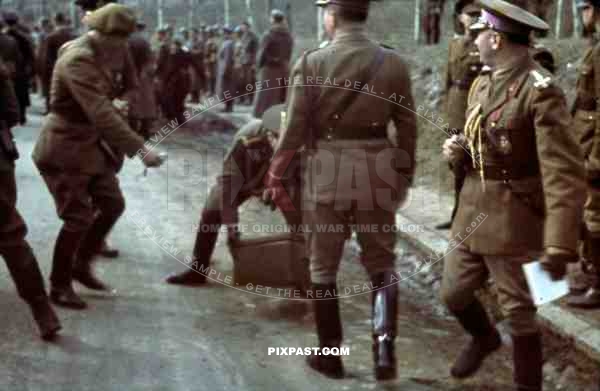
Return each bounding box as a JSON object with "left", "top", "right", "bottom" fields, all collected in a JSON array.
[{"left": 574, "top": 110, "right": 596, "bottom": 158}]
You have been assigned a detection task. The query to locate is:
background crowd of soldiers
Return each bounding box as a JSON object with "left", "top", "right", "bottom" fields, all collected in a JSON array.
[{"left": 0, "top": 7, "right": 294, "bottom": 135}]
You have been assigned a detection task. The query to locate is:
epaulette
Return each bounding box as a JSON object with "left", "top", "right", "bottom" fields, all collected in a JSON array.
[
  {"left": 380, "top": 43, "right": 395, "bottom": 50},
  {"left": 480, "top": 65, "right": 492, "bottom": 75},
  {"left": 530, "top": 69, "right": 552, "bottom": 89},
  {"left": 240, "top": 135, "right": 265, "bottom": 147},
  {"left": 318, "top": 40, "right": 330, "bottom": 49}
]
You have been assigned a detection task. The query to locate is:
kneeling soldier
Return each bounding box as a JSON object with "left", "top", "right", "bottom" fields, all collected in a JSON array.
[{"left": 165, "top": 104, "right": 302, "bottom": 285}]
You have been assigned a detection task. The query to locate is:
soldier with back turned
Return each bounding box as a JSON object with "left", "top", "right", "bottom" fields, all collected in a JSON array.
[{"left": 265, "top": 0, "right": 416, "bottom": 381}]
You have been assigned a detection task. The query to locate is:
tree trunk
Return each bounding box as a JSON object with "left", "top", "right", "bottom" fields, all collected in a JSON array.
[
  {"left": 414, "top": 0, "right": 421, "bottom": 42},
  {"left": 225, "top": 0, "right": 230, "bottom": 26},
  {"left": 555, "top": 0, "right": 563, "bottom": 37},
  {"left": 245, "top": 0, "right": 255, "bottom": 29}
]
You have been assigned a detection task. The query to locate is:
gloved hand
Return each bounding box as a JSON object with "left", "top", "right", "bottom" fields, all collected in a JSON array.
[
  {"left": 540, "top": 249, "right": 578, "bottom": 281},
  {"left": 226, "top": 224, "right": 240, "bottom": 243},
  {"left": 261, "top": 189, "right": 277, "bottom": 211},
  {"left": 263, "top": 172, "right": 295, "bottom": 212}
]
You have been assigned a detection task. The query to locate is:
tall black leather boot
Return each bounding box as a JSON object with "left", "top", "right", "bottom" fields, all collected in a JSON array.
[
  {"left": 165, "top": 210, "right": 219, "bottom": 286},
  {"left": 2, "top": 244, "right": 62, "bottom": 339},
  {"left": 567, "top": 237, "right": 600, "bottom": 308},
  {"left": 306, "top": 283, "right": 344, "bottom": 379},
  {"left": 73, "top": 211, "right": 119, "bottom": 291},
  {"left": 450, "top": 299, "right": 502, "bottom": 378},
  {"left": 512, "top": 333, "right": 542, "bottom": 391},
  {"left": 371, "top": 271, "right": 398, "bottom": 381},
  {"left": 49, "top": 228, "right": 87, "bottom": 309}
]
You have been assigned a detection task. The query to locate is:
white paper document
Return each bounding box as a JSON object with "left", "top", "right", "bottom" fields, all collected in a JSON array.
[{"left": 522, "top": 261, "right": 569, "bottom": 306}]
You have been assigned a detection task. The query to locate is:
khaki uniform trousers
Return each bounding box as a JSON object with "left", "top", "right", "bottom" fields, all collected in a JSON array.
[
  {"left": 304, "top": 201, "right": 397, "bottom": 284},
  {"left": 441, "top": 243, "right": 540, "bottom": 336}
]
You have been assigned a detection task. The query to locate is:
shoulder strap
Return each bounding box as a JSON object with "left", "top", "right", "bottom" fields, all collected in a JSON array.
[{"left": 334, "top": 46, "right": 386, "bottom": 120}]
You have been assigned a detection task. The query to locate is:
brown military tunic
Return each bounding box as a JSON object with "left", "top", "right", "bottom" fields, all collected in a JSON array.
[
  {"left": 38, "top": 26, "right": 77, "bottom": 108},
  {"left": 253, "top": 23, "right": 293, "bottom": 118},
  {"left": 204, "top": 37, "right": 219, "bottom": 95},
  {"left": 189, "top": 119, "right": 301, "bottom": 269},
  {"left": 441, "top": 55, "right": 586, "bottom": 335},
  {"left": 573, "top": 43, "right": 600, "bottom": 235},
  {"left": 0, "top": 60, "right": 49, "bottom": 303},
  {"left": 271, "top": 25, "right": 417, "bottom": 283},
  {"left": 32, "top": 33, "right": 145, "bottom": 231}
]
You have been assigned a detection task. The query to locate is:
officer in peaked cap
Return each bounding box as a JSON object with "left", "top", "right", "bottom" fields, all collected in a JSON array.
[
  {"left": 441, "top": 0, "right": 585, "bottom": 390},
  {"left": 265, "top": 0, "right": 415, "bottom": 381},
  {"left": 567, "top": 0, "right": 600, "bottom": 309}
]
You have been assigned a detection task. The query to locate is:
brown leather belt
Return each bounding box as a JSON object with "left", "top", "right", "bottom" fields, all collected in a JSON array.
[
  {"left": 318, "top": 126, "right": 387, "bottom": 141},
  {"left": 574, "top": 98, "right": 597, "bottom": 112},
  {"left": 470, "top": 165, "right": 539, "bottom": 181},
  {"left": 50, "top": 106, "right": 90, "bottom": 125}
]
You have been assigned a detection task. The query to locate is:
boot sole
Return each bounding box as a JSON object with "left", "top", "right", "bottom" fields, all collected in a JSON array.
[
  {"left": 450, "top": 340, "right": 502, "bottom": 379},
  {"left": 165, "top": 279, "right": 207, "bottom": 286},
  {"left": 73, "top": 275, "right": 110, "bottom": 291},
  {"left": 375, "top": 366, "right": 397, "bottom": 381},
  {"left": 306, "top": 356, "right": 344, "bottom": 379},
  {"left": 50, "top": 297, "right": 87, "bottom": 310},
  {"left": 41, "top": 324, "right": 62, "bottom": 341}
]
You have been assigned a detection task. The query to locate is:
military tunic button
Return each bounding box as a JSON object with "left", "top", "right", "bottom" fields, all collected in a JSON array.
[
  {"left": 491, "top": 122, "right": 497, "bottom": 127},
  {"left": 590, "top": 116, "right": 594, "bottom": 120},
  {"left": 501, "top": 169, "right": 507, "bottom": 174},
  {"left": 332, "top": 114, "right": 340, "bottom": 120},
  {"left": 326, "top": 134, "right": 333, "bottom": 140}
]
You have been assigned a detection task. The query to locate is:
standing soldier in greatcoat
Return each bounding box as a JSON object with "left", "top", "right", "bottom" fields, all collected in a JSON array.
[
  {"left": 240, "top": 21, "right": 258, "bottom": 105},
  {"left": 566, "top": 0, "right": 600, "bottom": 309},
  {"left": 32, "top": 4, "right": 163, "bottom": 310},
  {"left": 435, "top": 0, "right": 482, "bottom": 229},
  {"left": 252, "top": 9, "right": 293, "bottom": 118},
  {"left": 0, "top": 59, "right": 61, "bottom": 340}
]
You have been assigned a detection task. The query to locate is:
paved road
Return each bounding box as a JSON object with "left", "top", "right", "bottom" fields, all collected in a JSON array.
[{"left": 0, "top": 99, "right": 574, "bottom": 390}]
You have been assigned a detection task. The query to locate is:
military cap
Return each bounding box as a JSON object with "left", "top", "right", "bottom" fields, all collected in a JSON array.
[
  {"left": 75, "top": 0, "right": 117, "bottom": 11},
  {"left": 470, "top": 0, "right": 549, "bottom": 35},
  {"left": 455, "top": 0, "right": 481, "bottom": 15},
  {"left": 315, "top": 0, "right": 381, "bottom": 10},
  {"left": 576, "top": 0, "right": 600, "bottom": 8},
  {"left": 86, "top": 3, "right": 137, "bottom": 36},
  {"left": 2, "top": 10, "right": 19, "bottom": 25},
  {"left": 270, "top": 9, "right": 285, "bottom": 18},
  {"left": 262, "top": 104, "right": 287, "bottom": 135},
  {"left": 222, "top": 25, "right": 233, "bottom": 34},
  {"left": 136, "top": 20, "right": 146, "bottom": 29}
]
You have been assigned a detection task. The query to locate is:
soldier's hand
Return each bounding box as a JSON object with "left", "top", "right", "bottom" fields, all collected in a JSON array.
[
  {"left": 261, "top": 189, "right": 277, "bottom": 211},
  {"left": 142, "top": 149, "right": 164, "bottom": 168},
  {"left": 442, "top": 135, "right": 464, "bottom": 163},
  {"left": 540, "top": 248, "right": 577, "bottom": 281},
  {"left": 227, "top": 224, "right": 240, "bottom": 243}
]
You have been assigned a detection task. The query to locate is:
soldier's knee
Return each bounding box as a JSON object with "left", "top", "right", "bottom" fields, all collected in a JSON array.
[
  {"left": 440, "top": 281, "right": 472, "bottom": 312},
  {"left": 99, "top": 196, "right": 126, "bottom": 220},
  {"left": 62, "top": 214, "right": 94, "bottom": 232},
  {"left": 506, "top": 310, "right": 539, "bottom": 336}
]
